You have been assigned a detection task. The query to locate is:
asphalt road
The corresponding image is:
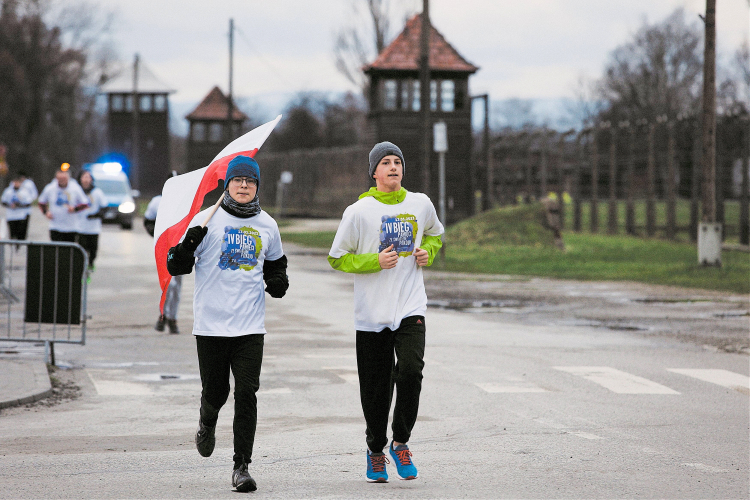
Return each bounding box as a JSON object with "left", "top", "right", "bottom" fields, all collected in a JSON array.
[{"left": 0, "top": 215, "right": 747, "bottom": 499}]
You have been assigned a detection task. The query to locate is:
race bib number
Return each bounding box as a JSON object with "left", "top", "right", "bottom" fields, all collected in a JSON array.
[
  {"left": 217, "top": 226, "right": 263, "bottom": 271},
  {"left": 378, "top": 214, "right": 417, "bottom": 257}
]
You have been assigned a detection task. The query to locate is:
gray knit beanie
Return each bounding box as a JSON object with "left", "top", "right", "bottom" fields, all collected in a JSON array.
[{"left": 368, "top": 141, "right": 405, "bottom": 179}]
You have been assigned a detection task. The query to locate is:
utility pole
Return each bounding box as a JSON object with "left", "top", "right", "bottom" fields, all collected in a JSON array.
[
  {"left": 419, "top": 0, "right": 431, "bottom": 196},
  {"left": 701, "top": 0, "right": 716, "bottom": 223},
  {"left": 131, "top": 53, "right": 140, "bottom": 191},
  {"left": 226, "top": 18, "right": 235, "bottom": 143},
  {"left": 470, "top": 94, "right": 491, "bottom": 210},
  {"left": 698, "top": 0, "right": 721, "bottom": 265}
]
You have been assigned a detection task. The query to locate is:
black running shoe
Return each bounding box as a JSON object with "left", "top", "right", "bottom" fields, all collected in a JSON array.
[
  {"left": 232, "top": 463, "right": 257, "bottom": 492},
  {"left": 195, "top": 419, "right": 215, "bottom": 457}
]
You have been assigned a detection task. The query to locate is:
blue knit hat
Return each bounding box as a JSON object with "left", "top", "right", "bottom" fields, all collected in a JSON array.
[{"left": 225, "top": 155, "right": 260, "bottom": 190}]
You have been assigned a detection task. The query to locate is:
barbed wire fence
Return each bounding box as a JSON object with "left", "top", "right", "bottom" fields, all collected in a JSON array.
[{"left": 489, "top": 112, "right": 750, "bottom": 245}]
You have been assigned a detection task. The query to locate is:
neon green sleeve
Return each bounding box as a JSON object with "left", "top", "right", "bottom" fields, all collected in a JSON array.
[
  {"left": 327, "top": 253, "right": 382, "bottom": 274},
  {"left": 420, "top": 234, "right": 443, "bottom": 267}
]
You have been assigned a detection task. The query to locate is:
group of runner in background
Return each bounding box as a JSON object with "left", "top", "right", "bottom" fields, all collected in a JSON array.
[{"left": 1, "top": 166, "right": 107, "bottom": 274}]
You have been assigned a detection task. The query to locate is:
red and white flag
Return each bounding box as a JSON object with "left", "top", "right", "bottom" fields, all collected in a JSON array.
[{"left": 153, "top": 115, "right": 281, "bottom": 312}]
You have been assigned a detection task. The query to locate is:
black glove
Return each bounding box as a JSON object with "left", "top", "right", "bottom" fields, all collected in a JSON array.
[
  {"left": 183, "top": 226, "right": 208, "bottom": 252},
  {"left": 264, "top": 276, "right": 288, "bottom": 298}
]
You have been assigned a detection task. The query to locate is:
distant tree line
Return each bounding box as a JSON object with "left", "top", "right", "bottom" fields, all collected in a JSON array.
[{"left": 0, "top": 0, "right": 115, "bottom": 182}]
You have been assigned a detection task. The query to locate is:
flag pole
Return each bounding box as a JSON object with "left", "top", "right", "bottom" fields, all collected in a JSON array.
[{"left": 201, "top": 192, "right": 225, "bottom": 228}]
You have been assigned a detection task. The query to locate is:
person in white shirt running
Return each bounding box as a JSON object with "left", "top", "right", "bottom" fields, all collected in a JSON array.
[
  {"left": 145, "top": 177, "right": 182, "bottom": 334},
  {"left": 166, "top": 155, "right": 288, "bottom": 493},
  {"left": 1, "top": 174, "right": 34, "bottom": 242},
  {"left": 76, "top": 170, "right": 108, "bottom": 271},
  {"left": 328, "top": 141, "right": 444, "bottom": 483},
  {"left": 37, "top": 168, "right": 89, "bottom": 242}
]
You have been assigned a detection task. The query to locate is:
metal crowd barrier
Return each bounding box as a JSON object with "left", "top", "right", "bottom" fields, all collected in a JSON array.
[{"left": 0, "top": 240, "right": 88, "bottom": 365}]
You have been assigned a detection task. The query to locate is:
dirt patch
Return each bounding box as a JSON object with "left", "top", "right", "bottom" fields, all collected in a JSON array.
[
  {"left": 425, "top": 273, "right": 750, "bottom": 355},
  {"left": 25, "top": 366, "right": 81, "bottom": 409}
]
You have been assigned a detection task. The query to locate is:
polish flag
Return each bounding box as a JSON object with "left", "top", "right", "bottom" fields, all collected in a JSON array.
[{"left": 153, "top": 115, "right": 281, "bottom": 312}]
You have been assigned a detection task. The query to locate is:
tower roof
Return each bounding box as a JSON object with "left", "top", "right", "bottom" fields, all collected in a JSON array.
[
  {"left": 100, "top": 60, "right": 175, "bottom": 94},
  {"left": 185, "top": 86, "right": 248, "bottom": 121},
  {"left": 364, "top": 14, "right": 478, "bottom": 73}
]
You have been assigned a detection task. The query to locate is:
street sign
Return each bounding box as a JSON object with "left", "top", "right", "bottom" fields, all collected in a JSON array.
[{"left": 433, "top": 122, "right": 448, "bottom": 152}]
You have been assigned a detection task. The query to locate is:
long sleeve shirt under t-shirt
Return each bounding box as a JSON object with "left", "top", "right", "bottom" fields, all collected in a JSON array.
[
  {"left": 328, "top": 188, "right": 444, "bottom": 332},
  {"left": 187, "top": 207, "right": 284, "bottom": 337},
  {"left": 38, "top": 181, "right": 89, "bottom": 233}
]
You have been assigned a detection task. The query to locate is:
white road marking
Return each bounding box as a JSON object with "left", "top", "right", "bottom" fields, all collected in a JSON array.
[
  {"left": 133, "top": 373, "right": 200, "bottom": 382},
  {"left": 90, "top": 380, "right": 153, "bottom": 396},
  {"left": 475, "top": 383, "right": 548, "bottom": 393},
  {"left": 682, "top": 463, "right": 729, "bottom": 473},
  {"left": 569, "top": 431, "right": 605, "bottom": 440},
  {"left": 87, "top": 369, "right": 153, "bottom": 396},
  {"left": 258, "top": 387, "right": 292, "bottom": 395},
  {"left": 322, "top": 366, "right": 359, "bottom": 385},
  {"left": 554, "top": 366, "right": 680, "bottom": 394},
  {"left": 667, "top": 369, "right": 750, "bottom": 391}
]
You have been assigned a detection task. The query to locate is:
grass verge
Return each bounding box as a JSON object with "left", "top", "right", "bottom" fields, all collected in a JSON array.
[{"left": 281, "top": 204, "right": 750, "bottom": 294}]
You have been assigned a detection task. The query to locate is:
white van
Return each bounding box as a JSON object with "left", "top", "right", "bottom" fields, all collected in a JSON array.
[{"left": 83, "top": 163, "right": 139, "bottom": 229}]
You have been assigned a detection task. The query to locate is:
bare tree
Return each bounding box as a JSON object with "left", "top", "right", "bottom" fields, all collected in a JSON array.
[
  {"left": 717, "top": 41, "right": 750, "bottom": 115},
  {"left": 333, "top": 0, "right": 418, "bottom": 91},
  {"left": 597, "top": 8, "right": 703, "bottom": 123},
  {"left": 0, "top": 0, "right": 116, "bottom": 180},
  {"left": 566, "top": 74, "right": 605, "bottom": 130}
]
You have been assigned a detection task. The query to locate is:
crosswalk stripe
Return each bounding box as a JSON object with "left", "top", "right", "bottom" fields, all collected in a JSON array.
[
  {"left": 667, "top": 369, "right": 750, "bottom": 390},
  {"left": 476, "top": 383, "right": 548, "bottom": 393},
  {"left": 554, "top": 366, "right": 680, "bottom": 394}
]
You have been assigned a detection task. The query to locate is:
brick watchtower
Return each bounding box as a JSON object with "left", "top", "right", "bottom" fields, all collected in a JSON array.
[
  {"left": 100, "top": 59, "right": 174, "bottom": 196},
  {"left": 364, "top": 14, "right": 478, "bottom": 222}
]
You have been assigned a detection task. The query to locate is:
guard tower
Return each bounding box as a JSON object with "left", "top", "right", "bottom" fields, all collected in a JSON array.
[
  {"left": 100, "top": 57, "right": 175, "bottom": 196},
  {"left": 186, "top": 86, "right": 247, "bottom": 173},
  {"left": 364, "top": 15, "right": 478, "bottom": 222}
]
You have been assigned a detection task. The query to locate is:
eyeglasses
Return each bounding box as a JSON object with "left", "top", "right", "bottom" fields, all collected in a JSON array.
[{"left": 230, "top": 176, "right": 256, "bottom": 186}]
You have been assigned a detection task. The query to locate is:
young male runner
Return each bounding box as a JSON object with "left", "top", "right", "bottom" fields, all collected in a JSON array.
[
  {"left": 328, "top": 141, "right": 443, "bottom": 482},
  {"left": 167, "top": 155, "right": 288, "bottom": 492}
]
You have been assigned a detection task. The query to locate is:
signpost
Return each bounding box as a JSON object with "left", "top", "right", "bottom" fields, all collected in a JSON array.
[
  {"left": 276, "top": 171, "right": 293, "bottom": 219},
  {"left": 434, "top": 122, "right": 447, "bottom": 264}
]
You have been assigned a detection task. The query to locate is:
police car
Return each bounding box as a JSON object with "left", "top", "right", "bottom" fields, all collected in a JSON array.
[{"left": 83, "top": 162, "right": 139, "bottom": 229}]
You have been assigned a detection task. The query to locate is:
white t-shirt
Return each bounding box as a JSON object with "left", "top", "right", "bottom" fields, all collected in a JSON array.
[
  {"left": 329, "top": 191, "right": 444, "bottom": 332},
  {"left": 38, "top": 181, "right": 90, "bottom": 233},
  {"left": 144, "top": 195, "right": 161, "bottom": 221},
  {"left": 21, "top": 179, "right": 38, "bottom": 200},
  {"left": 1, "top": 185, "right": 34, "bottom": 221},
  {"left": 78, "top": 187, "right": 108, "bottom": 235},
  {"left": 188, "top": 207, "right": 284, "bottom": 337}
]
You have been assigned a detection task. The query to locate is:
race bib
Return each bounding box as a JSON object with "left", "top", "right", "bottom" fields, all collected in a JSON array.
[
  {"left": 217, "top": 226, "right": 262, "bottom": 271},
  {"left": 378, "top": 213, "right": 417, "bottom": 257}
]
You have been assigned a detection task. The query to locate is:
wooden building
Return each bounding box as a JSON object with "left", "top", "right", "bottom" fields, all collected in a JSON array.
[
  {"left": 100, "top": 60, "right": 174, "bottom": 196},
  {"left": 364, "top": 14, "right": 478, "bottom": 222},
  {"left": 186, "top": 86, "right": 247, "bottom": 173}
]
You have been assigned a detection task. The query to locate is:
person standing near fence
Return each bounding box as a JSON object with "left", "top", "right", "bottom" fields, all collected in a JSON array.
[
  {"left": 1, "top": 174, "right": 34, "bottom": 242},
  {"left": 38, "top": 167, "right": 89, "bottom": 242},
  {"left": 145, "top": 186, "right": 181, "bottom": 334},
  {"left": 328, "top": 142, "right": 444, "bottom": 483},
  {"left": 76, "top": 170, "right": 108, "bottom": 272},
  {"left": 166, "top": 155, "right": 289, "bottom": 492}
]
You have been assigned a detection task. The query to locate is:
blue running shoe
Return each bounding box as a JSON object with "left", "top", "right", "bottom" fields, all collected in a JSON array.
[
  {"left": 389, "top": 442, "right": 418, "bottom": 479},
  {"left": 366, "top": 450, "right": 389, "bottom": 482}
]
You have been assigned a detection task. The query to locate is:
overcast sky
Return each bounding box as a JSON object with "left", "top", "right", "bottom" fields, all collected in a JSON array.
[{"left": 93, "top": 0, "right": 749, "bottom": 117}]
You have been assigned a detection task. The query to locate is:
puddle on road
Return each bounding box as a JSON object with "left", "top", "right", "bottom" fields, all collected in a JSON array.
[{"left": 428, "top": 299, "right": 527, "bottom": 313}]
